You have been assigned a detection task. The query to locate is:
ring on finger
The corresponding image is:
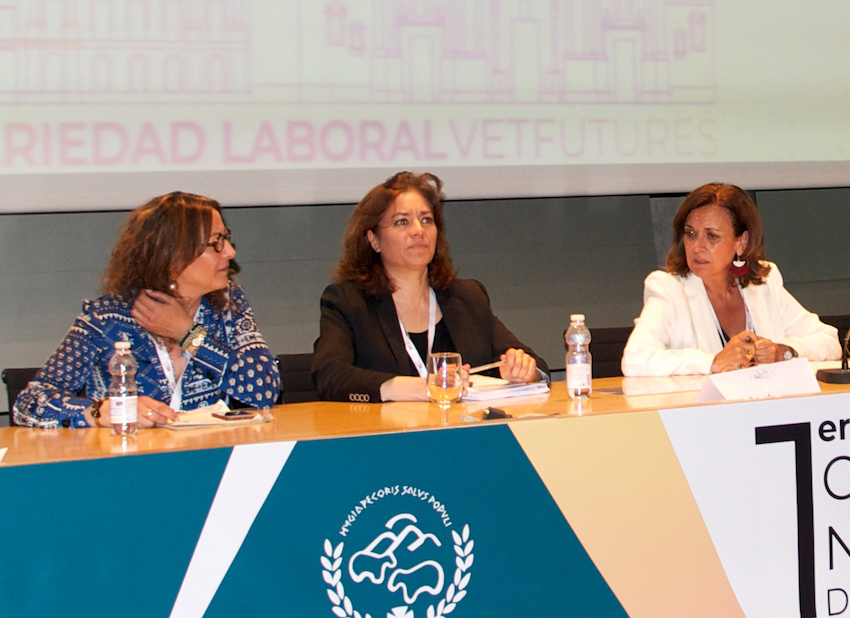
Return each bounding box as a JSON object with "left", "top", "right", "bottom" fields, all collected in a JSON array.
[
  {"left": 744, "top": 349, "right": 754, "bottom": 361},
  {"left": 146, "top": 409, "right": 154, "bottom": 418}
]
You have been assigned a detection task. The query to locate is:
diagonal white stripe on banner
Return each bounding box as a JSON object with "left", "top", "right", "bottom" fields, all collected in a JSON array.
[{"left": 170, "top": 440, "right": 296, "bottom": 618}]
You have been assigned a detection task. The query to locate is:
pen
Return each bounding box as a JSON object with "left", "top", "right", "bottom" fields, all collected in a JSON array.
[{"left": 468, "top": 360, "right": 506, "bottom": 374}]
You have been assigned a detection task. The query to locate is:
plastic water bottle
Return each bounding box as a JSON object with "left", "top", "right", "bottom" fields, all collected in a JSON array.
[
  {"left": 565, "top": 314, "right": 592, "bottom": 399},
  {"left": 109, "top": 341, "right": 138, "bottom": 436}
]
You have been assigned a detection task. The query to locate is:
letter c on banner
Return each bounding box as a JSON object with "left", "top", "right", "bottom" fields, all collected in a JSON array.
[{"left": 825, "top": 456, "right": 850, "bottom": 500}]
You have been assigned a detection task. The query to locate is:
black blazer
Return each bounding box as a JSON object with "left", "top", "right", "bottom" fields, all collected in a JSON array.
[{"left": 312, "top": 278, "right": 549, "bottom": 402}]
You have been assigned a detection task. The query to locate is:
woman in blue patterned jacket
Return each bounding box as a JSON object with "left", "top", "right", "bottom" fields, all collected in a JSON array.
[{"left": 14, "top": 192, "right": 280, "bottom": 429}]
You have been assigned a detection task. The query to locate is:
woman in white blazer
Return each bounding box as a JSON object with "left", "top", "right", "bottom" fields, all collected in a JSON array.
[{"left": 622, "top": 183, "right": 841, "bottom": 376}]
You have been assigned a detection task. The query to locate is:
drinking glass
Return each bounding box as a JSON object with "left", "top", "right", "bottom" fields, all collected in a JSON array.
[{"left": 427, "top": 352, "right": 463, "bottom": 423}]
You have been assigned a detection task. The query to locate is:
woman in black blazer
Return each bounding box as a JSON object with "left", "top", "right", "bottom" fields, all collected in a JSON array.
[{"left": 313, "top": 172, "right": 549, "bottom": 402}]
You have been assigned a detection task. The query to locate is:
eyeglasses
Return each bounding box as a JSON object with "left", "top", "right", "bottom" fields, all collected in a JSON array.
[{"left": 206, "top": 229, "right": 232, "bottom": 253}]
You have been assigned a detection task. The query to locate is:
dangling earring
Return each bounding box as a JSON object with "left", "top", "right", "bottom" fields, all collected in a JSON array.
[
  {"left": 169, "top": 282, "right": 177, "bottom": 292},
  {"left": 729, "top": 254, "right": 749, "bottom": 276}
]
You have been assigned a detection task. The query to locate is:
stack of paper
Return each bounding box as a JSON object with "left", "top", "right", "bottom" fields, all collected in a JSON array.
[
  {"left": 464, "top": 375, "right": 550, "bottom": 402},
  {"left": 163, "top": 401, "right": 271, "bottom": 430}
]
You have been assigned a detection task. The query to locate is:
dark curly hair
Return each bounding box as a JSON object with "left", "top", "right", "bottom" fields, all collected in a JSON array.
[
  {"left": 102, "top": 191, "right": 232, "bottom": 311},
  {"left": 666, "top": 183, "right": 769, "bottom": 287},
  {"left": 334, "top": 171, "right": 456, "bottom": 295}
]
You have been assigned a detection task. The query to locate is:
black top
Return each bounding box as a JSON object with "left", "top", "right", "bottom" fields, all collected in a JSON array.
[
  {"left": 313, "top": 278, "right": 550, "bottom": 402},
  {"left": 407, "top": 319, "right": 456, "bottom": 374}
]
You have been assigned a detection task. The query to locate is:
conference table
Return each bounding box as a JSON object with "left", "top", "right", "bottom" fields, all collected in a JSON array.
[{"left": 2, "top": 375, "right": 848, "bottom": 618}]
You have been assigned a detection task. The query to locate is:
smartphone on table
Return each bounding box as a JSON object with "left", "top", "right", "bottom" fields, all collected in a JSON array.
[{"left": 211, "top": 410, "right": 256, "bottom": 421}]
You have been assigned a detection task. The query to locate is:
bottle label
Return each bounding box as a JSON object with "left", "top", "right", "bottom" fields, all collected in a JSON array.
[
  {"left": 567, "top": 364, "right": 592, "bottom": 391},
  {"left": 110, "top": 395, "right": 138, "bottom": 424}
]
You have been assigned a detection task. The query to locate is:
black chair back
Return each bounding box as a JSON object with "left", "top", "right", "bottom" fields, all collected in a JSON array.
[
  {"left": 2, "top": 367, "right": 40, "bottom": 426},
  {"left": 276, "top": 353, "right": 319, "bottom": 404},
  {"left": 821, "top": 314, "right": 850, "bottom": 343},
  {"left": 588, "top": 326, "right": 634, "bottom": 378}
]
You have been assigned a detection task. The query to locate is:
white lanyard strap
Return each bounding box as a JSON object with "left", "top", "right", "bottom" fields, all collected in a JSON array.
[
  {"left": 397, "top": 288, "right": 437, "bottom": 378},
  {"left": 709, "top": 287, "right": 754, "bottom": 346},
  {"left": 150, "top": 306, "right": 202, "bottom": 411},
  {"left": 152, "top": 340, "right": 188, "bottom": 410}
]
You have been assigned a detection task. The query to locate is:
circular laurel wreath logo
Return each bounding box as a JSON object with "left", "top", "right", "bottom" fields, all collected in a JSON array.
[{"left": 321, "top": 523, "right": 474, "bottom": 618}]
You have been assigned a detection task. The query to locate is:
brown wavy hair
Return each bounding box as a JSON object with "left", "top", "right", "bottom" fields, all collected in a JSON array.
[
  {"left": 334, "top": 171, "right": 456, "bottom": 295},
  {"left": 102, "top": 191, "right": 232, "bottom": 311},
  {"left": 666, "top": 183, "right": 769, "bottom": 287}
]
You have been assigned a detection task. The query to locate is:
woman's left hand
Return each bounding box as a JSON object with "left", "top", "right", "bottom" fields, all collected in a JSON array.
[
  {"left": 136, "top": 396, "right": 179, "bottom": 428},
  {"left": 754, "top": 336, "right": 794, "bottom": 364},
  {"left": 499, "top": 348, "right": 538, "bottom": 383},
  {"left": 132, "top": 289, "right": 194, "bottom": 341},
  {"left": 88, "top": 395, "right": 178, "bottom": 428}
]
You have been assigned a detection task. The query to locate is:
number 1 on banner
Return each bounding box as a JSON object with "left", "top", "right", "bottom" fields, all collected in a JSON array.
[{"left": 755, "top": 422, "right": 815, "bottom": 618}]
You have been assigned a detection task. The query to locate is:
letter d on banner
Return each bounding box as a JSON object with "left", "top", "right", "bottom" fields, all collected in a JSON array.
[{"left": 829, "top": 588, "right": 848, "bottom": 615}]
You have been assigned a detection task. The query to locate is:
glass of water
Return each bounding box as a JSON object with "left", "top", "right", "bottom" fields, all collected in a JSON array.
[{"left": 428, "top": 352, "right": 463, "bottom": 423}]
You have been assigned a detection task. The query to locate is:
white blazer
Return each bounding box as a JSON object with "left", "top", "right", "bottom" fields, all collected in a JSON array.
[{"left": 621, "top": 262, "right": 841, "bottom": 376}]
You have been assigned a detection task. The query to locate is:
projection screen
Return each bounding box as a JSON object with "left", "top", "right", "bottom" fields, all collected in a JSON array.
[{"left": 2, "top": 0, "right": 849, "bottom": 211}]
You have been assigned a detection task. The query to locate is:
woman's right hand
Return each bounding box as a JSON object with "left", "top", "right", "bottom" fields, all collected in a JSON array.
[
  {"left": 380, "top": 376, "right": 430, "bottom": 402},
  {"left": 86, "top": 395, "right": 178, "bottom": 428},
  {"left": 710, "top": 330, "right": 757, "bottom": 373},
  {"left": 132, "top": 290, "right": 194, "bottom": 342},
  {"left": 379, "top": 367, "right": 471, "bottom": 403}
]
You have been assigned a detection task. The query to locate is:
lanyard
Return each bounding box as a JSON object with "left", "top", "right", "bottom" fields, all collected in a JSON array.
[
  {"left": 152, "top": 339, "right": 188, "bottom": 410},
  {"left": 397, "top": 288, "right": 437, "bottom": 378},
  {"left": 710, "top": 288, "right": 754, "bottom": 346},
  {"left": 151, "top": 306, "right": 202, "bottom": 411}
]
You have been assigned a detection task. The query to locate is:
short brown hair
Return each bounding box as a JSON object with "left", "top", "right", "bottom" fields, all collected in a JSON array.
[
  {"left": 666, "top": 183, "right": 769, "bottom": 287},
  {"left": 334, "top": 171, "right": 456, "bottom": 295},
  {"left": 102, "top": 191, "right": 232, "bottom": 310}
]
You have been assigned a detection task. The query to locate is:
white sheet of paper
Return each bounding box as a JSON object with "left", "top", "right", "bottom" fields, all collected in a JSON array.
[
  {"left": 464, "top": 374, "right": 550, "bottom": 402},
  {"left": 694, "top": 357, "right": 821, "bottom": 403},
  {"left": 467, "top": 375, "right": 509, "bottom": 388},
  {"left": 164, "top": 401, "right": 269, "bottom": 430},
  {"left": 0, "top": 447, "right": 6, "bottom": 463}
]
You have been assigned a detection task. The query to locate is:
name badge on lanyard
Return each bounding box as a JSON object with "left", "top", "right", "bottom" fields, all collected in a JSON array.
[
  {"left": 151, "top": 306, "right": 203, "bottom": 411},
  {"left": 397, "top": 288, "right": 437, "bottom": 378}
]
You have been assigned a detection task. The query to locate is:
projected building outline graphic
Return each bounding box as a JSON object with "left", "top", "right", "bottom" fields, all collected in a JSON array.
[
  {"left": 0, "top": 0, "right": 714, "bottom": 105},
  {"left": 0, "top": 0, "right": 251, "bottom": 102},
  {"left": 290, "top": 0, "right": 716, "bottom": 105}
]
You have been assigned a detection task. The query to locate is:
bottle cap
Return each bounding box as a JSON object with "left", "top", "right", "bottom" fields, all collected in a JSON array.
[
  {"left": 114, "top": 341, "right": 131, "bottom": 351},
  {"left": 570, "top": 314, "right": 585, "bottom": 322}
]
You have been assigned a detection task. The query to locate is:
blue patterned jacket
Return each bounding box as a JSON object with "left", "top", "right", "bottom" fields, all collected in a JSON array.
[{"left": 13, "top": 282, "right": 280, "bottom": 428}]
